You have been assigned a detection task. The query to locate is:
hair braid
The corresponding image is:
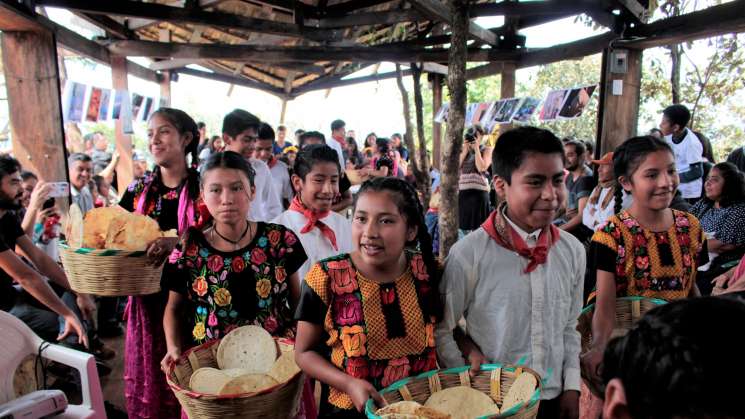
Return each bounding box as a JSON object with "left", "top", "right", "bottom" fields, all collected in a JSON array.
[{"left": 613, "top": 184, "right": 624, "bottom": 215}]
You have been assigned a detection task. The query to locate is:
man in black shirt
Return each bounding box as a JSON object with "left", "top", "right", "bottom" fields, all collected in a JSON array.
[{"left": 0, "top": 155, "right": 89, "bottom": 346}]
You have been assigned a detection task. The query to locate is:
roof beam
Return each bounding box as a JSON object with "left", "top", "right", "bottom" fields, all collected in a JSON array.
[
  {"left": 315, "top": 8, "right": 421, "bottom": 28},
  {"left": 409, "top": 0, "right": 498, "bottom": 45},
  {"left": 0, "top": 0, "right": 159, "bottom": 83},
  {"left": 105, "top": 39, "right": 521, "bottom": 62},
  {"left": 172, "top": 66, "right": 285, "bottom": 96},
  {"left": 469, "top": 1, "right": 586, "bottom": 18},
  {"left": 295, "top": 67, "right": 414, "bottom": 94},
  {"left": 34, "top": 0, "right": 338, "bottom": 42}
]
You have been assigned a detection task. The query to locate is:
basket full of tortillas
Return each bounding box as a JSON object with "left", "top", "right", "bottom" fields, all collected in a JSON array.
[
  {"left": 58, "top": 205, "right": 177, "bottom": 296},
  {"left": 166, "top": 325, "right": 304, "bottom": 419},
  {"left": 365, "top": 364, "right": 542, "bottom": 419}
]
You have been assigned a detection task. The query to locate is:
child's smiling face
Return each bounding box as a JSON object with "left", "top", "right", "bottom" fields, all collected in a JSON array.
[
  {"left": 352, "top": 190, "right": 417, "bottom": 269},
  {"left": 495, "top": 151, "right": 566, "bottom": 232}
]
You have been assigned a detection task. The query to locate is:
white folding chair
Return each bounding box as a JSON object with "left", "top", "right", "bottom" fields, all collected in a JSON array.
[{"left": 0, "top": 311, "right": 105, "bottom": 418}]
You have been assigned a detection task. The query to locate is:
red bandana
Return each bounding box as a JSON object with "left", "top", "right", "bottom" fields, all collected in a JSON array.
[
  {"left": 268, "top": 157, "right": 278, "bottom": 169},
  {"left": 332, "top": 134, "right": 346, "bottom": 147},
  {"left": 480, "top": 204, "right": 560, "bottom": 273},
  {"left": 289, "top": 196, "right": 338, "bottom": 251}
]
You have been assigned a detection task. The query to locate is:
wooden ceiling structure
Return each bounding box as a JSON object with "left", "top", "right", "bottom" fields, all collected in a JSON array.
[{"left": 4, "top": 0, "right": 744, "bottom": 100}]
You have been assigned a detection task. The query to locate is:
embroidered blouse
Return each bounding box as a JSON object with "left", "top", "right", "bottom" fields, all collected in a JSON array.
[
  {"left": 589, "top": 210, "right": 706, "bottom": 301},
  {"left": 165, "top": 223, "right": 307, "bottom": 346},
  {"left": 295, "top": 252, "right": 437, "bottom": 413}
]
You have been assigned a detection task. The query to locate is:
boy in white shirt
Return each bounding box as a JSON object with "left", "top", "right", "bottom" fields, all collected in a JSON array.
[
  {"left": 255, "top": 123, "right": 293, "bottom": 209},
  {"left": 660, "top": 104, "right": 704, "bottom": 202},
  {"left": 272, "top": 145, "right": 353, "bottom": 281},
  {"left": 436, "top": 126, "right": 585, "bottom": 418},
  {"left": 221, "top": 109, "right": 283, "bottom": 221}
]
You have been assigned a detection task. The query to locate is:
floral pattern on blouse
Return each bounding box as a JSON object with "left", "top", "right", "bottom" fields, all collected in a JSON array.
[
  {"left": 169, "top": 223, "right": 306, "bottom": 345},
  {"left": 298, "top": 252, "right": 437, "bottom": 410},
  {"left": 590, "top": 209, "right": 704, "bottom": 302}
]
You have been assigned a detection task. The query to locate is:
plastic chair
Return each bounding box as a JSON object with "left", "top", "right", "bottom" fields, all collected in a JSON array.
[{"left": 0, "top": 311, "right": 105, "bottom": 418}]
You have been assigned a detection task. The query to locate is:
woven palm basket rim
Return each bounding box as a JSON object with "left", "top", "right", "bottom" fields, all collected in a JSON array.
[
  {"left": 365, "top": 363, "right": 543, "bottom": 419},
  {"left": 165, "top": 337, "right": 302, "bottom": 400},
  {"left": 577, "top": 296, "right": 668, "bottom": 353},
  {"left": 58, "top": 241, "right": 163, "bottom": 296},
  {"left": 58, "top": 241, "right": 149, "bottom": 256}
]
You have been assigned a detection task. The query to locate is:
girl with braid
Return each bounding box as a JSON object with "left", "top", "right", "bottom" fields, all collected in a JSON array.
[
  {"left": 295, "top": 177, "right": 442, "bottom": 418},
  {"left": 118, "top": 108, "right": 204, "bottom": 419},
  {"left": 581, "top": 136, "right": 707, "bottom": 399}
]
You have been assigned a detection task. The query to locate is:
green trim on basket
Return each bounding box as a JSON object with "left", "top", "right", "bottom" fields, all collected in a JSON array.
[
  {"left": 59, "top": 241, "right": 147, "bottom": 257},
  {"left": 580, "top": 295, "right": 667, "bottom": 315},
  {"left": 365, "top": 363, "right": 542, "bottom": 418}
]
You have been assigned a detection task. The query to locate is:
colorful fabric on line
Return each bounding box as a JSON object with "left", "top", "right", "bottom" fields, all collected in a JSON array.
[
  {"left": 588, "top": 209, "right": 705, "bottom": 303},
  {"left": 481, "top": 204, "right": 560, "bottom": 273},
  {"left": 296, "top": 252, "right": 437, "bottom": 411}
]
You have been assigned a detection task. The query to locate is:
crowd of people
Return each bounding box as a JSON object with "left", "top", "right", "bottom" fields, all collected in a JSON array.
[{"left": 0, "top": 102, "right": 744, "bottom": 419}]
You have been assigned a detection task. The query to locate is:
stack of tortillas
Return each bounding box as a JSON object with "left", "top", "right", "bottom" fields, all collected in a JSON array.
[
  {"left": 375, "top": 372, "right": 537, "bottom": 418},
  {"left": 188, "top": 325, "right": 301, "bottom": 396}
]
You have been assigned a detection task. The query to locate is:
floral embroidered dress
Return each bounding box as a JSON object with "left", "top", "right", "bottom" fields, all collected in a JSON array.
[
  {"left": 588, "top": 209, "right": 706, "bottom": 303},
  {"left": 119, "top": 172, "right": 201, "bottom": 419},
  {"left": 166, "top": 222, "right": 307, "bottom": 346},
  {"left": 295, "top": 252, "right": 438, "bottom": 417}
]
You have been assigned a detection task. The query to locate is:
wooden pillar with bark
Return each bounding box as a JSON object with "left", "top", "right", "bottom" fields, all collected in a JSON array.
[
  {"left": 596, "top": 48, "right": 643, "bottom": 154},
  {"left": 431, "top": 73, "right": 443, "bottom": 170},
  {"left": 499, "top": 63, "right": 516, "bottom": 134},
  {"left": 1, "top": 29, "right": 67, "bottom": 184},
  {"left": 438, "top": 0, "right": 469, "bottom": 260},
  {"left": 111, "top": 56, "right": 134, "bottom": 194},
  {"left": 159, "top": 71, "right": 171, "bottom": 107}
]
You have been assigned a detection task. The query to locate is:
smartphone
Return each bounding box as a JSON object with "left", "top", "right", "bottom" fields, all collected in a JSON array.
[
  {"left": 42, "top": 197, "right": 55, "bottom": 210},
  {"left": 48, "top": 182, "right": 69, "bottom": 198}
]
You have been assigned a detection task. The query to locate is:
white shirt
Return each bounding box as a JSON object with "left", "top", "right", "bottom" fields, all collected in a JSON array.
[
  {"left": 70, "top": 185, "right": 93, "bottom": 215},
  {"left": 665, "top": 128, "right": 703, "bottom": 199},
  {"left": 272, "top": 210, "right": 353, "bottom": 281},
  {"left": 435, "top": 227, "right": 585, "bottom": 400},
  {"left": 269, "top": 160, "right": 294, "bottom": 202},
  {"left": 582, "top": 187, "right": 632, "bottom": 231},
  {"left": 327, "top": 137, "right": 346, "bottom": 169},
  {"left": 503, "top": 209, "right": 541, "bottom": 247},
  {"left": 249, "top": 158, "right": 283, "bottom": 222}
]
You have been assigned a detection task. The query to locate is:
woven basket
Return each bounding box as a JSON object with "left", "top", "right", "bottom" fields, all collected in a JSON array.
[
  {"left": 365, "top": 364, "right": 542, "bottom": 419},
  {"left": 166, "top": 338, "right": 304, "bottom": 419},
  {"left": 577, "top": 296, "right": 667, "bottom": 354},
  {"left": 58, "top": 242, "right": 162, "bottom": 296}
]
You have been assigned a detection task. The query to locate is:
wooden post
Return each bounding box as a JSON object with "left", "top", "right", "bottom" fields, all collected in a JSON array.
[
  {"left": 111, "top": 56, "right": 134, "bottom": 194},
  {"left": 439, "top": 0, "right": 468, "bottom": 260},
  {"left": 499, "top": 62, "right": 516, "bottom": 134},
  {"left": 1, "top": 31, "right": 68, "bottom": 184},
  {"left": 279, "top": 98, "right": 288, "bottom": 124},
  {"left": 431, "top": 73, "right": 443, "bottom": 170},
  {"left": 159, "top": 71, "right": 171, "bottom": 107},
  {"left": 596, "top": 48, "right": 643, "bottom": 154}
]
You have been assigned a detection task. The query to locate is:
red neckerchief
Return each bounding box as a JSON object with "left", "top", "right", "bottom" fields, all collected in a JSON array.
[
  {"left": 332, "top": 134, "right": 346, "bottom": 147},
  {"left": 289, "top": 196, "right": 338, "bottom": 250},
  {"left": 480, "top": 204, "right": 560, "bottom": 273},
  {"left": 268, "top": 156, "right": 278, "bottom": 169}
]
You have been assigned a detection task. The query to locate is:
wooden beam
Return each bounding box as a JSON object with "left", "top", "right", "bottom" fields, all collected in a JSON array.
[
  {"left": 409, "top": 0, "right": 498, "bottom": 45},
  {"left": 111, "top": 56, "right": 134, "bottom": 194},
  {"left": 469, "top": 1, "right": 586, "bottom": 18},
  {"left": 74, "top": 12, "right": 134, "bottom": 39},
  {"left": 316, "top": 8, "right": 421, "bottom": 28},
  {"left": 0, "top": 0, "right": 160, "bottom": 83},
  {"left": 596, "top": 48, "right": 643, "bottom": 154},
  {"left": 321, "top": 0, "right": 394, "bottom": 17},
  {"left": 431, "top": 73, "right": 443, "bottom": 170},
  {"left": 105, "top": 39, "right": 521, "bottom": 62},
  {"left": 35, "top": 0, "right": 338, "bottom": 42},
  {"left": 159, "top": 71, "right": 171, "bottom": 107},
  {"left": 172, "top": 66, "right": 286, "bottom": 96},
  {"left": 621, "top": 0, "right": 745, "bottom": 50},
  {"left": 1, "top": 30, "right": 68, "bottom": 184},
  {"left": 295, "top": 68, "right": 413, "bottom": 94}
]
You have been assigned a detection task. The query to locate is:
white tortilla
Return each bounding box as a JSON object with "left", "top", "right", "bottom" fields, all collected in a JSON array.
[
  {"left": 501, "top": 372, "right": 538, "bottom": 412},
  {"left": 216, "top": 325, "right": 277, "bottom": 373},
  {"left": 424, "top": 386, "right": 499, "bottom": 419}
]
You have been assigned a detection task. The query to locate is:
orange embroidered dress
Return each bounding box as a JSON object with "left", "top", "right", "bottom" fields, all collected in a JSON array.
[{"left": 296, "top": 252, "right": 437, "bottom": 415}]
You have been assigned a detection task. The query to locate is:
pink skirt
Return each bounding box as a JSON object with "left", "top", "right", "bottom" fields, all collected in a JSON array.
[{"left": 124, "top": 294, "right": 181, "bottom": 419}]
